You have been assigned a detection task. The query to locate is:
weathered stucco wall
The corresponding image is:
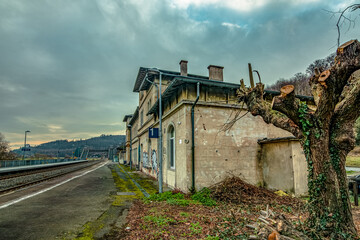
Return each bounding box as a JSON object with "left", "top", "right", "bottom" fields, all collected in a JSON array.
[
  {"left": 192, "top": 104, "right": 293, "bottom": 190},
  {"left": 291, "top": 141, "right": 308, "bottom": 195},
  {"left": 261, "top": 141, "right": 294, "bottom": 192},
  {"left": 260, "top": 139, "right": 308, "bottom": 196},
  {"left": 160, "top": 105, "right": 191, "bottom": 191}
]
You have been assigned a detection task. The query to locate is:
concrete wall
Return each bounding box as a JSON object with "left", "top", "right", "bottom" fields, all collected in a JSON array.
[
  {"left": 260, "top": 139, "right": 308, "bottom": 196},
  {"left": 291, "top": 142, "right": 308, "bottom": 195},
  {"left": 261, "top": 141, "right": 294, "bottom": 192},
  {"left": 192, "top": 104, "right": 292, "bottom": 190}
]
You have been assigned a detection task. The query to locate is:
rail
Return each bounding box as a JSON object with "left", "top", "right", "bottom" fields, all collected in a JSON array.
[{"left": 0, "top": 159, "right": 81, "bottom": 168}]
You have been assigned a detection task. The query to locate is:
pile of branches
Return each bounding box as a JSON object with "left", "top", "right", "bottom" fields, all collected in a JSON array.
[
  {"left": 245, "top": 206, "right": 310, "bottom": 240},
  {"left": 209, "top": 176, "right": 303, "bottom": 209}
]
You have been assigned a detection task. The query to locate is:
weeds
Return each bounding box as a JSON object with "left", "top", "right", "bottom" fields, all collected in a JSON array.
[
  {"left": 166, "top": 198, "right": 191, "bottom": 206},
  {"left": 144, "top": 188, "right": 217, "bottom": 206},
  {"left": 189, "top": 222, "right": 203, "bottom": 235},
  {"left": 180, "top": 212, "right": 190, "bottom": 217},
  {"left": 143, "top": 215, "right": 176, "bottom": 227},
  {"left": 191, "top": 188, "right": 217, "bottom": 206},
  {"left": 205, "top": 236, "right": 220, "bottom": 240},
  {"left": 145, "top": 191, "right": 184, "bottom": 203}
]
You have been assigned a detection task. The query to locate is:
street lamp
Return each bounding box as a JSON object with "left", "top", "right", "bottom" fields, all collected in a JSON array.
[
  {"left": 23, "top": 130, "right": 30, "bottom": 160},
  {"left": 146, "top": 68, "right": 163, "bottom": 193},
  {"left": 127, "top": 124, "right": 132, "bottom": 170}
]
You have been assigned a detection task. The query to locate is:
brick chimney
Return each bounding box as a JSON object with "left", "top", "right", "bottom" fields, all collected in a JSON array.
[
  {"left": 179, "top": 60, "right": 188, "bottom": 76},
  {"left": 208, "top": 65, "right": 224, "bottom": 81}
]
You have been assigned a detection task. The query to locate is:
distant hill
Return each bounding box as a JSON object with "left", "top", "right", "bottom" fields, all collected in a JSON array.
[{"left": 13, "top": 134, "right": 125, "bottom": 157}]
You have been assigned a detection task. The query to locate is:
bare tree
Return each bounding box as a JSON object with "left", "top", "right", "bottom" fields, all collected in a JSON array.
[
  {"left": 267, "top": 72, "right": 311, "bottom": 96},
  {"left": 267, "top": 53, "right": 336, "bottom": 97},
  {"left": 331, "top": 4, "right": 360, "bottom": 47},
  {"left": 237, "top": 40, "right": 360, "bottom": 238},
  {"left": 306, "top": 53, "right": 336, "bottom": 76},
  {"left": 0, "top": 133, "right": 16, "bottom": 160}
]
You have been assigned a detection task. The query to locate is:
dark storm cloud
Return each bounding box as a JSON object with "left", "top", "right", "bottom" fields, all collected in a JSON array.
[{"left": 0, "top": 0, "right": 358, "bottom": 147}]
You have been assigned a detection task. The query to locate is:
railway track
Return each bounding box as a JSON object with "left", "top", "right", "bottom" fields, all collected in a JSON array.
[
  {"left": 0, "top": 161, "right": 90, "bottom": 180},
  {"left": 0, "top": 160, "right": 101, "bottom": 195}
]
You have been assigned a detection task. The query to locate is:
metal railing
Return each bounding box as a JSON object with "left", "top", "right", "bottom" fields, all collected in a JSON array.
[{"left": 0, "top": 158, "right": 80, "bottom": 168}]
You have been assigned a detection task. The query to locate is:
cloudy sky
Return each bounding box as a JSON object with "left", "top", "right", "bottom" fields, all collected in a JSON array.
[{"left": 0, "top": 0, "right": 359, "bottom": 148}]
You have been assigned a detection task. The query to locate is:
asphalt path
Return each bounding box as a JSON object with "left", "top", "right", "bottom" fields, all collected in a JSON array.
[{"left": 0, "top": 161, "right": 126, "bottom": 240}]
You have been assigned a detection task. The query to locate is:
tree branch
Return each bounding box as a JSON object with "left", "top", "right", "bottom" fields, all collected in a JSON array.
[
  {"left": 237, "top": 84, "right": 303, "bottom": 139},
  {"left": 271, "top": 85, "right": 301, "bottom": 126},
  {"left": 336, "top": 4, "right": 360, "bottom": 47}
]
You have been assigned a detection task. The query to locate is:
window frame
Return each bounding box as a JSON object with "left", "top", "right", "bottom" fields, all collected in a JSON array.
[{"left": 167, "top": 124, "right": 175, "bottom": 170}]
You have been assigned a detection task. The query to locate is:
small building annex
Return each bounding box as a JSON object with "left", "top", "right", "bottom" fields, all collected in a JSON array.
[{"left": 123, "top": 60, "right": 311, "bottom": 195}]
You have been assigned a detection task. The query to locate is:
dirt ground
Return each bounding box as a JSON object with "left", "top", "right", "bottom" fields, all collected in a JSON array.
[{"left": 112, "top": 176, "right": 360, "bottom": 240}]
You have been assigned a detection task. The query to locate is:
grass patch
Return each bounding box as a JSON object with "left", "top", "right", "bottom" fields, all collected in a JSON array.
[
  {"left": 144, "top": 189, "right": 217, "bottom": 207},
  {"left": 145, "top": 191, "right": 184, "bottom": 202},
  {"left": 126, "top": 168, "right": 159, "bottom": 195},
  {"left": 189, "top": 222, "right": 203, "bottom": 235},
  {"left": 347, "top": 170, "right": 359, "bottom": 175},
  {"left": 191, "top": 188, "right": 217, "bottom": 206},
  {"left": 180, "top": 212, "right": 190, "bottom": 217},
  {"left": 166, "top": 198, "right": 191, "bottom": 206},
  {"left": 346, "top": 156, "right": 360, "bottom": 167},
  {"left": 143, "top": 215, "right": 176, "bottom": 227}
]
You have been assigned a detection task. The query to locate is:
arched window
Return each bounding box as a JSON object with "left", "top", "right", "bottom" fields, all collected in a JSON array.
[{"left": 168, "top": 124, "right": 175, "bottom": 169}]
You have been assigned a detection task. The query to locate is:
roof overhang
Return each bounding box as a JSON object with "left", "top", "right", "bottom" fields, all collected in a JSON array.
[
  {"left": 129, "top": 107, "right": 139, "bottom": 125},
  {"left": 132, "top": 67, "right": 210, "bottom": 93},
  {"left": 147, "top": 77, "right": 241, "bottom": 115},
  {"left": 147, "top": 78, "right": 314, "bottom": 116},
  {"left": 122, "top": 114, "right": 133, "bottom": 122}
]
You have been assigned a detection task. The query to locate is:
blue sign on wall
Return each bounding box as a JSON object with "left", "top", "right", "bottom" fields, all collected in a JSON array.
[{"left": 149, "top": 128, "right": 159, "bottom": 138}]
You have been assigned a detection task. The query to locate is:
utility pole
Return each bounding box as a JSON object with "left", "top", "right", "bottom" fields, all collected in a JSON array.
[
  {"left": 158, "top": 72, "right": 163, "bottom": 193},
  {"left": 23, "top": 130, "right": 30, "bottom": 160}
]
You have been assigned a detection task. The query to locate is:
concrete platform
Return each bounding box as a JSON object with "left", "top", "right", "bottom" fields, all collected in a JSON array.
[{"left": 0, "top": 160, "right": 88, "bottom": 174}]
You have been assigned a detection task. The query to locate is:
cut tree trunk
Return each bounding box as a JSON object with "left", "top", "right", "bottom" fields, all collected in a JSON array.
[
  {"left": 305, "top": 127, "right": 356, "bottom": 237},
  {"left": 237, "top": 39, "right": 360, "bottom": 239}
]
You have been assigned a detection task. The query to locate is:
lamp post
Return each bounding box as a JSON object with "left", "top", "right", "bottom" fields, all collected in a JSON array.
[
  {"left": 23, "top": 130, "right": 30, "bottom": 160},
  {"left": 146, "top": 68, "right": 163, "bottom": 193},
  {"left": 141, "top": 69, "right": 202, "bottom": 193},
  {"left": 127, "top": 124, "right": 132, "bottom": 170}
]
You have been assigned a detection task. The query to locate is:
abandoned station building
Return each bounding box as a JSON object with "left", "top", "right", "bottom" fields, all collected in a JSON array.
[{"left": 122, "top": 60, "right": 311, "bottom": 196}]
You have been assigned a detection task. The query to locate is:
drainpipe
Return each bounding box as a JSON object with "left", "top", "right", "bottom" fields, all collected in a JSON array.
[
  {"left": 138, "top": 142, "right": 141, "bottom": 170},
  {"left": 191, "top": 82, "right": 200, "bottom": 193},
  {"left": 128, "top": 124, "right": 132, "bottom": 170}
]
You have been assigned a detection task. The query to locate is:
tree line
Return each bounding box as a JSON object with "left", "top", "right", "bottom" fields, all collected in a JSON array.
[{"left": 0, "top": 133, "right": 16, "bottom": 160}]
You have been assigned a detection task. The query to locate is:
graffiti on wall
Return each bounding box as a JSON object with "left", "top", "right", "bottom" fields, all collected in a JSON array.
[
  {"left": 151, "top": 149, "right": 158, "bottom": 175},
  {"left": 143, "top": 152, "right": 149, "bottom": 168}
]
